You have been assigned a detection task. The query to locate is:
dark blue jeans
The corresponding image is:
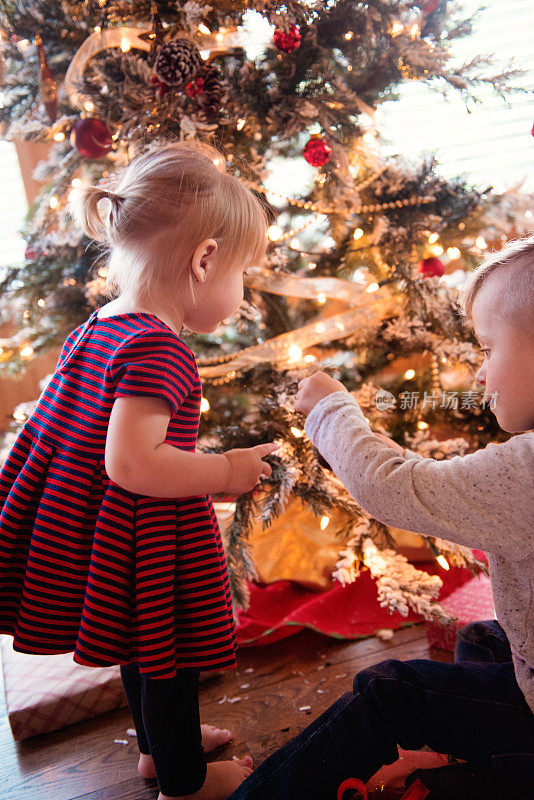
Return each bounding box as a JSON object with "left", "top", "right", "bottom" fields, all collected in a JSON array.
[{"left": 228, "top": 621, "right": 534, "bottom": 800}]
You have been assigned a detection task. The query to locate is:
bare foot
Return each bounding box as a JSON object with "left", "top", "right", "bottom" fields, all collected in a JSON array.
[
  {"left": 138, "top": 725, "right": 233, "bottom": 780},
  {"left": 157, "top": 758, "right": 254, "bottom": 800}
]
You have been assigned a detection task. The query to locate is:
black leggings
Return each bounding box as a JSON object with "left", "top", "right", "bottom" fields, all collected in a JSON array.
[{"left": 120, "top": 663, "right": 207, "bottom": 796}]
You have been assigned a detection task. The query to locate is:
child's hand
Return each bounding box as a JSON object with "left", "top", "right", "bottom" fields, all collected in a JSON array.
[
  {"left": 222, "top": 443, "right": 279, "bottom": 495},
  {"left": 295, "top": 372, "right": 348, "bottom": 416}
]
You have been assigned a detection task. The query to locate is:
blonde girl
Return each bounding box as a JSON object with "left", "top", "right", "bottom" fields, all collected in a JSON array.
[{"left": 0, "top": 141, "right": 277, "bottom": 800}]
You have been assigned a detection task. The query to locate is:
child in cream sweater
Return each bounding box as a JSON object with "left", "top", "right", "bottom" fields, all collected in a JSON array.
[{"left": 229, "top": 236, "right": 534, "bottom": 799}]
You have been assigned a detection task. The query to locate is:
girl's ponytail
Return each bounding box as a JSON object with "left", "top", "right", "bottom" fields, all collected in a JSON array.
[{"left": 73, "top": 185, "right": 124, "bottom": 244}]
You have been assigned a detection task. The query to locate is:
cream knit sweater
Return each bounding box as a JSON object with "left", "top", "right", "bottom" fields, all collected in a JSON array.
[{"left": 305, "top": 391, "right": 534, "bottom": 714}]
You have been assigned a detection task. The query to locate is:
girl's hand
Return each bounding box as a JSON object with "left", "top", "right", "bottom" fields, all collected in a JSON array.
[
  {"left": 222, "top": 443, "right": 279, "bottom": 495},
  {"left": 295, "top": 372, "right": 348, "bottom": 416}
]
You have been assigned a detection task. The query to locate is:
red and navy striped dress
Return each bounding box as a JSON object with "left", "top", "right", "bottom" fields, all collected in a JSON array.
[{"left": 0, "top": 310, "right": 237, "bottom": 678}]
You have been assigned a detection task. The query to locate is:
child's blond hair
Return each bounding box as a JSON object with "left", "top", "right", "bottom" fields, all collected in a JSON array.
[
  {"left": 458, "top": 234, "right": 534, "bottom": 332},
  {"left": 74, "top": 140, "right": 268, "bottom": 311}
]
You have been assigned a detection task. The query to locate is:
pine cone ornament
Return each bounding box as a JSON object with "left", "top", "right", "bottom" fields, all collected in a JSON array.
[
  {"left": 155, "top": 36, "right": 203, "bottom": 86},
  {"left": 197, "top": 65, "right": 225, "bottom": 119}
]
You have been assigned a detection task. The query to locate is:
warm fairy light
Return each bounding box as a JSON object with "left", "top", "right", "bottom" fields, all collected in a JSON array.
[
  {"left": 94, "top": 25, "right": 101, "bottom": 33},
  {"left": 53, "top": 131, "right": 65, "bottom": 142},
  {"left": 290, "top": 238, "right": 302, "bottom": 249},
  {"left": 37, "top": 298, "right": 45, "bottom": 307},
  {"left": 291, "top": 427, "right": 304, "bottom": 438},
  {"left": 447, "top": 247, "right": 461, "bottom": 259},
  {"left": 268, "top": 225, "right": 284, "bottom": 242},
  {"left": 366, "top": 282, "right": 379, "bottom": 293},
  {"left": 390, "top": 21, "right": 404, "bottom": 37},
  {"left": 348, "top": 164, "right": 359, "bottom": 178},
  {"left": 200, "top": 50, "right": 211, "bottom": 60},
  {"left": 20, "top": 346, "right": 34, "bottom": 359},
  {"left": 344, "top": 31, "right": 354, "bottom": 40},
  {"left": 288, "top": 344, "right": 303, "bottom": 362},
  {"left": 404, "top": 369, "right": 415, "bottom": 380},
  {"left": 526, "top": 210, "right": 532, "bottom": 218},
  {"left": 236, "top": 118, "right": 246, "bottom": 130},
  {"left": 120, "top": 37, "right": 132, "bottom": 52},
  {"left": 441, "top": 356, "right": 447, "bottom": 363},
  {"left": 431, "top": 244, "right": 444, "bottom": 256},
  {"left": 362, "top": 132, "right": 374, "bottom": 145},
  {"left": 417, "top": 421, "right": 429, "bottom": 430},
  {"left": 49, "top": 195, "right": 59, "bottom": 209},
  {"left": 428, "top": 233, "right": 439, "bottom": 244},
  {"left": 304, "top": 354, "right": 316, "bottom": 363},
  {"left": 317, "top": 293, "right": 327, "bottom": 304},
  {"left": 13, "top": 410, "right": 27, "bottom": 422},
  {"left": 353, "top": 227, "right": 364, "bottom": 241},
  {"left": 347, "top": 65, "right": 353, "bottom": 71},
  {"left": 436, "top": 555, "right": 450, "bottom": 571},
  {"left": 307, "top": 262, "right": 317, "bottom": 270},
  {"left": 198, "top": 24, "right": 211, "bottom": 35},
  {"left": 475, "top": 236, "right": 487, "bottom": 250},
  {"left": 409, "top": 23, "right": 420, "bottom": 38},
  {"left": 200, "top": 397, "right": 210, "bottom": 413},
  {"left": 212, "top": 157, "right": 223, "bottom": 167},
  {"left": 98, "top": 266, "right": 108, "bottom": 278},
  {"left": 68, "top": 187, "right": 81, "bottom": 204},
  {"left": 84, "top": 100, "right": 95, "bottom": 112},
  {"left": 71, "top": 178, "right": 82, "bottom": 188},
  {"left": 320, "top": 515, "right": 330, "bottom": 530}
]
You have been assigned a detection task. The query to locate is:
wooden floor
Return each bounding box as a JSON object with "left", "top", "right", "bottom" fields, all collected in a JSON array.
[{"left": 0, "top": 624, "right": 451, "bottom": 800}]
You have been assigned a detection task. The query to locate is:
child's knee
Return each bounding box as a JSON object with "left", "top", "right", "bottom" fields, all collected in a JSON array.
[{"left": 352, "top": 658, "right": 405, "bottom": 697}]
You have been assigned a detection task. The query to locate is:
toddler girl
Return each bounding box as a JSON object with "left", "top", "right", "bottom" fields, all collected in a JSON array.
[
  {"left": 228, "top": 235, "right": 534, "bottom": 799},
  {"left": 0, "top": 141, "right": 278, "bottom": 800}
]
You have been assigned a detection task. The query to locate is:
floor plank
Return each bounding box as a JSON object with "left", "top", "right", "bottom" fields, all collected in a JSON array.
[{"left": 0, "top": 625, "right": 449, "bottom": 800}]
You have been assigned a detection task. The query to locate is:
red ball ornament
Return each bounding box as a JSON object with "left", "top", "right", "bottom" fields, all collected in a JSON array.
[
  {"left": 418, "top": 0, "right": 439, "bottom": 12},
  {"left": 303, "top": 136, "right": 331, "bottom": 167},
  {"left": 185, "top": 76, "right": 205, "bottom": 98},
  {"left": 419, "top": 257, "right": 445, "bottom": 278},
  {"left": 273, "top": 24, "right": 302, "bottom": 54},
  {"left": 70, "top": 117, "right": 112, "bottom": 159}
]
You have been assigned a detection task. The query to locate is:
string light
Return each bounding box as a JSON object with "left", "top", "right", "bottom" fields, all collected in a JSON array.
[
  {"left": 436, "top": 555, "right": 450, "bottom": 571},
  {"left": 366, "top": 283, "right": 379, "bottom": 293},
  {"left": 317, "top": 293, "right": 327, "bottom": 304},
  {"left": 20, "top": 346, "right": 34, "bottom": 359},
  {"left": 428, "top": 233, "right": 439, "bottom": 244},
  {"left": 431, "top": 244, "right": 444, "bottom": 256},
  {"left": 390, "top": 21, "right": 404, "bottom": 37},
  {"left": 344, "top": 31, "right": 354, "bottom": 40},
  {"left": 37, "top": 298, "right": 45, "bottom": 307},
  {"left": 353, "top": 228, "right": 364, "bottom": 241},
  {"left": 53, "top": 131, "right": 65, "bottom": 141},
  {"left": 13, "top": 410, "right": 27, "bottom": 422},
  {"left": 200, "top": 397, "right": 210, "bottom": 413},
  {"left": 304, "top": 354, "right": 316, "bottom": 363},
  {"left": 475, "top": 236, "right": 487, "bottom": 250},
  {"left": 71, "top": 178, "right": 82, "bottom": 188},
  {"left": 236, "top": 118, "right": 246, "bottom": 131},
  {"left": 49, "top": 195, "right": 59, "bottom": 209},
  {"left": 120, "top": 37, "right": 132, "bottom": 52},
  {"left": 290, "top": 427, "right": 304, "bottom": 438},
  {"left": 404, "top": 369, "right": 415, "bottom": 380},
  {"left": 417, "top": 421, "right": 429, "bottom": 430},
  {"left": 307, "top": 262, "right": 317, "bottom": 270},
  {"left": 447, "top": 247, "right": 461, "bottom": 259},
  {"left": 84, "top": 100, "right": 95, "bottom": 112},
  {"left": 320, "top": 515, "right": 330, "bottom": 530},
  {"left": 288, "top": 344, "right": 303, "bottom": 362},
  {"left": 198, "top": 24, "right": 211, "bottom": 35},
  {"left": 268, "top": 225, "right": 284, "bottom": 242}
]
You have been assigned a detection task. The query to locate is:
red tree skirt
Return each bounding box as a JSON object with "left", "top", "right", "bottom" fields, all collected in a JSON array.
[{"left": 236, "top": 561, "right": 477, "bottom": 647}]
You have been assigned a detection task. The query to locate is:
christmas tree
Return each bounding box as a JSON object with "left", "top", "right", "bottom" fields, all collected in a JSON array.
[{"left": 1, "top": 1, "right": 531, "bottom": 620}]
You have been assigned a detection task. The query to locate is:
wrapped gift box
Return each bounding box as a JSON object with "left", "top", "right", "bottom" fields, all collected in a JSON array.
[
  {"left": 0, "top": 635, "right": 127, "bottom": 740},
  {"left": 425, "top": 574, "right": 495, "bottom": 653}
]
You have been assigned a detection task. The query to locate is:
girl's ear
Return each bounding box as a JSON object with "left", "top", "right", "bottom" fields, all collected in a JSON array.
[{"left": 191, "top": 238, "right": 218, "bottom": 283}]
